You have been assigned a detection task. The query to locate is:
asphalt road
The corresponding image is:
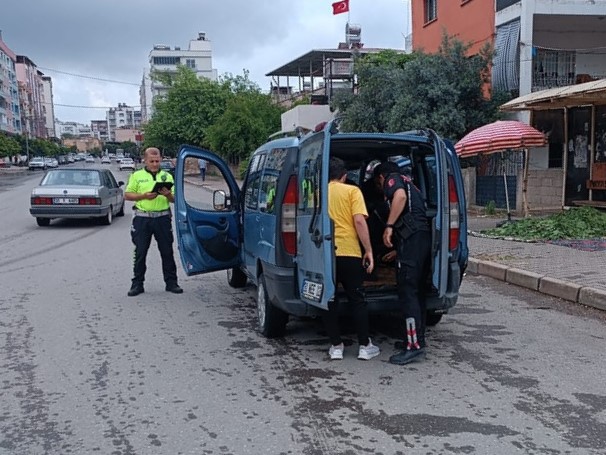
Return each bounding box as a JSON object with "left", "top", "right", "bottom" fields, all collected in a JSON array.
[{"left": 1, "top": 165, "right": 605, "bottom": 454}]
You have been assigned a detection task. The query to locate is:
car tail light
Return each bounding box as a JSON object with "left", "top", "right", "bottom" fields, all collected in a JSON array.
[
  {"left": 281, "top": 175, "right": 298, "bottom": 255},
  {"left": 448, "top": 175, "right": 460, "bottom": 251},
  {"left": 31, "top": 197, "right": 53, "bottom": 205},
  {"left": 79, "top": 197, "right": 101, "bottom": 205}
]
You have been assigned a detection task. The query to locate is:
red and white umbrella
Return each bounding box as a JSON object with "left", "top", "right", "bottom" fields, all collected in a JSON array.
[
  {"left": 455, "top": 120, "right": 547, "bottom": 158},
  {"left": 455, "top": 120, "right": 547, "bottom": 217}
]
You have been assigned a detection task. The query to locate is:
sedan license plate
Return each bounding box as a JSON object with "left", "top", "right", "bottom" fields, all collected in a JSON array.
[
  {"left": 301, "top": 279, "right": 323, "bottom": 302},
  {"left": 53, "top": 197, "right": 79, "bottom": 204}
]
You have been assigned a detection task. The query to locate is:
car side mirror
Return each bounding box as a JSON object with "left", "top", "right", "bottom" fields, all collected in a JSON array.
[
  {"left": 213, "top": 190, "right": 227, "bottom": 211},
  {"left": 118, "top": 181, "right": 124, "bottom": 186}
]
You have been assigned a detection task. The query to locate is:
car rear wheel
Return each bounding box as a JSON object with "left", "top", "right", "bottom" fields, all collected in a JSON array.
[
  {"left": 257, "top": 273, "right": 288, "bottom": 338},
  {"left": 100, "top": 208, "right": 113, "bottom": 225},
  {"left": 36, "top": 217, "right": 50, "bottom": 227},
  {"left": 117, "top": 201, "right": 125, "bottom": 217},
  {"left": 227, "top": 267, "right": 247, "bottom": 288}
]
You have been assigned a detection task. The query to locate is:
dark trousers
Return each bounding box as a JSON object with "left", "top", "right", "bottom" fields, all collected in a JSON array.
[
  {"left": 199, "top": 168, "right": 206, "bottom": 181},
  {"left": 396, "top": 230, "right": 431, "bottom": 348},
  {"left": 323, "top": 256, "right": 370, "bottom": 346},
  {"left": 131, "top": 215, "right": 178, "bottom": 287}
]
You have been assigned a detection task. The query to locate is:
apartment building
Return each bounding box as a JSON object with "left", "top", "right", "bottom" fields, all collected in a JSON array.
[
  {"left": 106, "top": 103, "right": 141, "bottom": 142},
  {"left": 55, "top": 119, "right": 92, "bottom": 138},
  {"left": 16, "top": 55, "right": 47, "bottom": 139},
  {"left": 40, "top": 76, "right": 56, "bottom": 139},
  {"left": 140, "top": 32, "right": 218, "bottom": 120},
  {"left": 0, "top": 31, "right": 21, "bottom": 134},
  {"left": 91, "top": 119, "right": 109, "bottom": 142}
]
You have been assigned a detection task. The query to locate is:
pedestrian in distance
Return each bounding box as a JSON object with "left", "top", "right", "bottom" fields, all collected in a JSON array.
[
  {"left": 124, "top": 147, "right": 183, "bottom": 297},
  {"left": 374, "top": 161, "right": 431, "bottom": 365},
  {"left": 198, "top": 158, "right": 207, "bottom": 182},
  {"left": 323, "top": 157, "right": 380, "bottom": 361}
]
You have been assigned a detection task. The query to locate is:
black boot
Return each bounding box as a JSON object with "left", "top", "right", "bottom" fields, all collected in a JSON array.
[
  {"left": 389, "top": 348, "right": 426, "bottom": 365},
  {"left": 128, "top": 283, "right": 144, "bottom": 297},
  {"left": 165, "top": 283, "right": 183, "bottom": 294}
]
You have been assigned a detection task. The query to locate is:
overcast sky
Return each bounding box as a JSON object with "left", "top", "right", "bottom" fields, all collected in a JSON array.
[{"left": 2, "top": 0, "right": 410, "bottom": 125}]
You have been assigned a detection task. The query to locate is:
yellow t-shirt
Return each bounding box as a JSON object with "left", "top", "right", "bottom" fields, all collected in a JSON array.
[
  {"left": 125, "top": 168, "right": 175, "bottom": 212},
  {"left": 328, "top": 181, "right": 368, "bottom": 258}
]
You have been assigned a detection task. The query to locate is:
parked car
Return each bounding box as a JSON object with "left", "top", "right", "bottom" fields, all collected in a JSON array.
[
  {"left": 101, "top": 156, "right": 111, "bottom": 164},
  {"left": 119, "top": 158, "right": 136, "bottom": 171},
  {"left": 28, "top": 157, "right": 47, "bottom": 171},
  {"left": 85, "top": 155, "right": 95, "bottom": 163},
  {"left": 174, "top": 120, "right": 468, "bottom": 337},
  {"left": 30, "top": 168, "right": 125, "bottom": 227},
  {"left": 45, "top": 157, "right": 59, "bottom": 168},
  {"left": 159, "top": 159, "right": 175, "bottom": 177}
]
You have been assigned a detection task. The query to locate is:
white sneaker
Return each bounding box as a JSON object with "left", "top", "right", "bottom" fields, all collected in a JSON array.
[
  {"left": 329, "top": 343, "right": 344, "bottom": 360},
  {"left": 358, "top": 340, "right": 380, "bottom": 360}
]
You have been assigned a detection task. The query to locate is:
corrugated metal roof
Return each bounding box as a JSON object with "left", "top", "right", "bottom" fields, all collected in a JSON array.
[{"left": 500, "top": 78, "right": 606, "bottom": 111}]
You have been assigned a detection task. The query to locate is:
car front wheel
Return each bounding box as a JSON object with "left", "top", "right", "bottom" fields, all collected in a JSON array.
[
  {"left": 227, "top": 267, "right": 247, "bottom": 288},
  {"left": 257, "top": 273, "right": 288, "bottom": 338}
]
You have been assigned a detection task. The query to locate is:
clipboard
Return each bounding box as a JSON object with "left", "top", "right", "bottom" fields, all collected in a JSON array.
[{"left": 152, "top": 181, "right": 173, "bottom": 193}]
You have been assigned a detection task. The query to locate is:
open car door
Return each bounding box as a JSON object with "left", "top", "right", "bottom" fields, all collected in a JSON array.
[
  {"left": 175, "top": 145, "right": 241, "bottom": 276},
  {"left": 295, "top": 130, "right": 335, "bottom": 310},
  {"left": 427, "top": 130, "right": 450, "bottom": 297}
]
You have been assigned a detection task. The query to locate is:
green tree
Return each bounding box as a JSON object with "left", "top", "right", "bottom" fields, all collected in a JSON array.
[
  {"left": 205, "top": 90, "right": 282, "bottom": 163},
  {"left": 144, "top": 67, "right": 282, "bottom": 161},
  {"left": 333, "top": 35, "right": 511, "bottom": 140},
  {"left": 143, "top": 66, "right": 232, "bottom": 154},
  {"left": 0, "top": 133, "right": 21, "bottom": 158}
]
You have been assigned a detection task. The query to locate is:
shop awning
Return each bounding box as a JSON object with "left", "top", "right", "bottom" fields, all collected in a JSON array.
[{"left": 500, "top": 78, "right": 606, "bottom": 111}]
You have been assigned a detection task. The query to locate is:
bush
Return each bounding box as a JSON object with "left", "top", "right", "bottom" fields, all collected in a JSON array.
[
  {"left": 485, "top": 200, "right": 496, "bottom": 215},
  {"left": 238, "top": 158, "right": 249, "bottom": 180}
]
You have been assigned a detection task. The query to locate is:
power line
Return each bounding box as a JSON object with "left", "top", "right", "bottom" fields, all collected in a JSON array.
[{"left": 37, "top": 66, "right": 141, "bottom": 86}]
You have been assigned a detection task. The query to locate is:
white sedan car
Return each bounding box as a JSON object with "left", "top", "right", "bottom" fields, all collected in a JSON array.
[{"left": 119, "top": 158, "right": 136, "bottom": 171}]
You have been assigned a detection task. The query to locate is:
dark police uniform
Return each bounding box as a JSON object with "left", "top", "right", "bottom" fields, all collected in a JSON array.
[
  {"left": 125, "top": 167, "right": 180, "bottom": 295},
  {"left": 383, "top": 173, "right": 431, "bottom": 365}
]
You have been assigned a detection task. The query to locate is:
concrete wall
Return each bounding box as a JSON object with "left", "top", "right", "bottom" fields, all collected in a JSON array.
[
  {"left": 523, "top": 168, "right": 564, "bottom": 212},
  {"left": 280, "top": 105, "right": 334, "bottom": 133}
]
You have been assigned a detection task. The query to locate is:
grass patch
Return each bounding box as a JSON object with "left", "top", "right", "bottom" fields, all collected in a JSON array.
[{"left": 483, "top": 207, "right": 606, "bottom": 241}]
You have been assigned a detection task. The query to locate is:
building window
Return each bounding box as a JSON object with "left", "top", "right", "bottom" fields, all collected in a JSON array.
[
  {"left": 425, "top": 0, "right": 437, "bottom": 23},
  {"left": 532, "top": 48, "right": 576, "bottom": 91},
  {"left": 152, "top": 56, "right": 180, "bottom": 66},
  {"left": 186, "top": 59, "right": 196, "bottom": 69}
]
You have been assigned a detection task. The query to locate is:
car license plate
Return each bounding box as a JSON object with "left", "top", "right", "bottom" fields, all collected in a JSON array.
[
  {"left": 301, "top": 279, "right": 323, "bottom": 302},
  {"left": 53, "top": 197, "right": 79, "bottom": 204}
]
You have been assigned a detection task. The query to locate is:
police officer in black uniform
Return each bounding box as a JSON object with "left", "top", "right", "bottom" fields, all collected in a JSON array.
[
  {"left": 374, "top": 161, "right": 431, "bottom": 365},
  {"left": 124, "top": 147, "right": 182, "bottom": 297}
]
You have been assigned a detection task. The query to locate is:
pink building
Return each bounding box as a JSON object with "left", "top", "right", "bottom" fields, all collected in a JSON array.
[
  {"left": 0, "top": 31, "right": 22, "bottom": 134},
  {"left": 16, "top": 55, "right": 47, "bottom": 139}
]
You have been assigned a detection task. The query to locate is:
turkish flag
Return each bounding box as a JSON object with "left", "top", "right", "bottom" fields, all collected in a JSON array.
[{"left": 332, "top": 0, "right": 349, "bottom": 15}]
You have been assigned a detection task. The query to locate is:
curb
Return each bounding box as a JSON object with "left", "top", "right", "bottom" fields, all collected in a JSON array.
[{"left": 468, "top": 257, "right": 606, "bottom": 312}]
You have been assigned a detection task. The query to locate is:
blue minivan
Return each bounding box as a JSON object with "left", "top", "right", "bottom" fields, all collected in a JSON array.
[{"left": 174, "top": 121, "right": 468, "bottom": 337}]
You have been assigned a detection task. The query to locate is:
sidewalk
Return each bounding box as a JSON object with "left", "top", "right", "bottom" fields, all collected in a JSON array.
[
  {"left": 186, "top": 174, "right": 606, "bottom": 312},
  {"left": 467, "top": 212, "right": 606, "bottom": 312}
]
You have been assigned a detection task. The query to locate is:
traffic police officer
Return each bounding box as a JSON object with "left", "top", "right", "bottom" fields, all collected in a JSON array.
[
  {"left": 125, "top": 147, "right": 183, "bottom": 297},
  {"left": 374, "top": 161, "right": 431, "bottom": 365}
]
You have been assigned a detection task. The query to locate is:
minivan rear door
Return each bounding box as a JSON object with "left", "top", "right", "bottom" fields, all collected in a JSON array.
[
  {"left": 428, "top": 131, "right": 450, "bottom": 297},
  {"left": 295, "top": 131, "right": 335, "bottom": 310},
  {"left": 174, "top": 145, "right": 241, "bottom": 276}
]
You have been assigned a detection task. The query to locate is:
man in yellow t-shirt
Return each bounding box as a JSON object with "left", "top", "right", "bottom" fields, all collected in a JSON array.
[
  {"left": 124, "top": 147, "right": 182, "bottom": 297},
  {"left": 323, "top": 157, "right": 380, "bottom": 361}
]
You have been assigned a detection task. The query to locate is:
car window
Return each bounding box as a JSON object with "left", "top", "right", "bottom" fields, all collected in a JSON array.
[
  {"left": 298, "top": 135, "right": 323, "bottom": 213},
  {"left": 182, "top": 157, "right": 231, "bottom": 212},
  {"left": 106, "top": 171, "right": 118, "bottom": 188},
  {"left": 259, "top": 147, "right": 289, "bottom": 214},
  {"left": 244, "top": 153, "right": 265, "bottom": 211}
]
